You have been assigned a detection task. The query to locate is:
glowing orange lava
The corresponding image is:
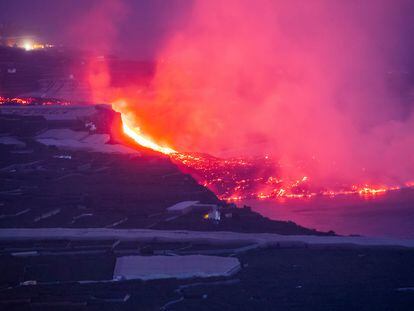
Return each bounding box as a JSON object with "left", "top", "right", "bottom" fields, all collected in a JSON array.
[
  {"left": 3, "top": 97, "right": 413, "bottom": 202},
  {"left": 120, "top": 114, "right": 176, "bottom": 155},
  {"left": 117, "top": 116, "right": 412, "bottom": 201}
]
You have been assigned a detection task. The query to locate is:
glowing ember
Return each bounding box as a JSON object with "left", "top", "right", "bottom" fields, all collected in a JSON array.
[
  {"left": 0, "top": 97, "right": 32, "bottom": 105},
  {"left": 0, "top": 97, "right": 70, "bottom": 106}
]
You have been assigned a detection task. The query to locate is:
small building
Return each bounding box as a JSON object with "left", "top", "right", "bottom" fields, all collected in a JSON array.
[
  {"left": 204, "top": 209, "right": 221, "bottom": 222},
  {"left": 166, "top": 201, "right": 200, "bottom": 214}
]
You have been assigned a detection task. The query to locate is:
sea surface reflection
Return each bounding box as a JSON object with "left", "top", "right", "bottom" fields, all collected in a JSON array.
[{"left": 244, "top": 188, "right": 414, "bottom": 239}]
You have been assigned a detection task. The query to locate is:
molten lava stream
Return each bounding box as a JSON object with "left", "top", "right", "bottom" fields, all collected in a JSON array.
[
  {"left": 120, "top": 114, "right": 176, "bottom": 155},
  {"left": 2, "top": 97, "right": 410, "bottom": 202},
  {"left": 117, "top": 110, "right": 412, "bottom": 202}
]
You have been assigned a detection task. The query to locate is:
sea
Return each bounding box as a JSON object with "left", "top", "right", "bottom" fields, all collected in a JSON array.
[{"left": 243, "top": 188, "right": 414, "bottom": 239}]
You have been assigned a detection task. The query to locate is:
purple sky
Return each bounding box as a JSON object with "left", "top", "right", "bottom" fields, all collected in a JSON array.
[
  {"left": 0, "top": 0, "right": 413, "bottom": 67},
  {"left": 0, "top": 0, "right": 193, "bottom": 59}
]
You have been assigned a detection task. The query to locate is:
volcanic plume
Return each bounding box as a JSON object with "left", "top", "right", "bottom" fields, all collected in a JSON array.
[{"left": 70, "top": 1, "right": 414, "bottom": 191}]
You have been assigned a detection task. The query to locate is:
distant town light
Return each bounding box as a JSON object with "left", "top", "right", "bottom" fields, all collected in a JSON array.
[
  {"left": 23, "top": 40, "right": 34, "bottom": 51},
  {"left": 19, "top": 39, "right": 52, "bottom": 51}
]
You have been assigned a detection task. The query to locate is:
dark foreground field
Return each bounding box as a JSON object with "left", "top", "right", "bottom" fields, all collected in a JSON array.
[{"left": 1, "top": 246, "right": 414, "bottom": 310}]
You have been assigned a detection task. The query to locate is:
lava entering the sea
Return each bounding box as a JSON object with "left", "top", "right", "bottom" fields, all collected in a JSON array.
[
  {"left": 2, "top": 97, "right": 412, "bottom": 202},
  {"left": 114, "top": 102, "right": 412, "bottom": 202}
]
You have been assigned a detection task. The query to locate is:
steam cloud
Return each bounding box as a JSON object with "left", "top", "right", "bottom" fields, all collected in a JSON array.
[{"left": 81, "top": 0, "right": 414, "bottom": 186}]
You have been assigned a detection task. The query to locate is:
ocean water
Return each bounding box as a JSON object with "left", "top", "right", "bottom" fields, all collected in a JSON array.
[{"left": 244, "top": 188, "right": 414, "bottom": 239}]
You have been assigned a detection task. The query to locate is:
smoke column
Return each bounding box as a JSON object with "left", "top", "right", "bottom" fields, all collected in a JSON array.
[{"left": 84, "top": 0, "right": 414, "bottom": 187}]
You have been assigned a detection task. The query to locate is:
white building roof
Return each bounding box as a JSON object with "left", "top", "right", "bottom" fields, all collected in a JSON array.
[
  {"left": 166, "top": 201, "right": 200, "bottom": 212},
  {"left": 113, "top": 255, "right": 241, "bottom": 280},
  {"left": 35, "top": 129, "right": 137, "bottom": 154},
  {"left": 0, "top": 136, "right": 26, "bottom": 147},
  {"left": 37, "top": 129, "right": 89, "bottom": 140}
]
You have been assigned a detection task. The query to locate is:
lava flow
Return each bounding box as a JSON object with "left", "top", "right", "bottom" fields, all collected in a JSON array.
[
  {"left": 120, "top": 114, "right": 176, "bottom": 155},
  {"left": 2, "top": 96, "right": 411, "bottom": 202},
  {"left": 0, "top": 96, "right": 70, "bottom": 106},
  {"left": 118, "top": 111, "right": 412, "bottom": 202}
]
